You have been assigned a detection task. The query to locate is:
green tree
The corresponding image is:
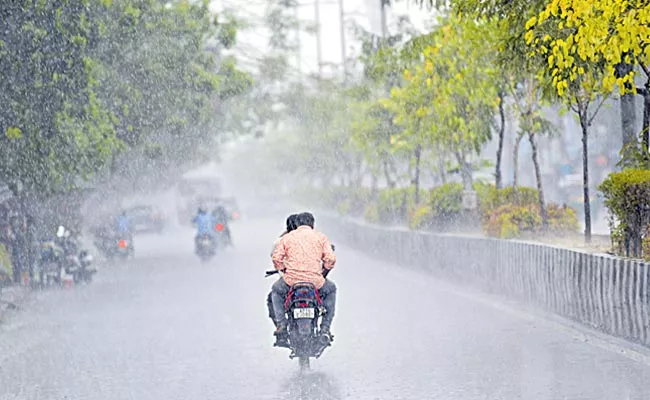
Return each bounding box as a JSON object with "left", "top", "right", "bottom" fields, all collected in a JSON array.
[
  {"left": 527, "top": 12, "right": 610, "bottom": 242},
  {"left": 0, "top": 0, "right": 120, "bottom": 196},
  {"left": 396, "top": 16, "right": 500, "bottom": 191}
]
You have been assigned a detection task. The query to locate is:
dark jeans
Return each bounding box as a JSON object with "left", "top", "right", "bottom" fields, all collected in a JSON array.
[{"left": 270, "top": 278, "right": 337, "bottom": 331}]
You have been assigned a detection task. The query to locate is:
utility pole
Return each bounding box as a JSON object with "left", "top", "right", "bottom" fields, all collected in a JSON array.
[
  {"left": 314, "top": 0, "right": 323, "bottom": 77},
  {"left": 295, "top": 5, "right": 301, "bottom": 76},
  {"left": 338, "top": 0, "right": 346, "bottom": 81},
  {"left": 380, "top": 0, "right": 388, "bottom": 39}
]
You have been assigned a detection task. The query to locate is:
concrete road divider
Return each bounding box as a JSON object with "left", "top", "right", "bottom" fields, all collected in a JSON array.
[{"left": 319, "top": 214, "right": 650, "bottom": 348}]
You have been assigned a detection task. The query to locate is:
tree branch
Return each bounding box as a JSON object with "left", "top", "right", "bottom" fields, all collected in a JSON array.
[
  {"left": 587, "top": 96, "right": 608, "bottom": 126},
  {"left": 639, "top": 61, "right": 650, "bottom": 79}
]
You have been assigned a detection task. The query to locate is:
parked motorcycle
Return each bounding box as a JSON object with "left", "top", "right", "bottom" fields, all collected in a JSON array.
[
  {"left": 38, "top": 239, "right": 65, "bottom": 287},
  {"left": 264, "top": 244, "right": 336, "bottom": 370},
  {"left": 57, "top": 226, "right": 97, "bottom": 283},
  {"left": 37, "top": 226, "right": 96, "bottom": 286}
]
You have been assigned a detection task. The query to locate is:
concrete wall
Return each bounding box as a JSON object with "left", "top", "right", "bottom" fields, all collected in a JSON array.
[{"left": 320, "top": 214, "right": 650, "bottom": 347}]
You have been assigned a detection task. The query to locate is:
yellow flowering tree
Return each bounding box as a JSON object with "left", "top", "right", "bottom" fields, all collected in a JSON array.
[
  {"left": 526, "top": 0, "right": 650, "bottom": 160},
  {"left": 418, "top": 16, "right": 500, "bottom": 191},
  {"left": 526, "top": 2, "right": 626, "bottom": 242}
]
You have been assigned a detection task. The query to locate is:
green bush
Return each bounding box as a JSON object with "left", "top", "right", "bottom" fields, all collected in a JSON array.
[
  {"left": 335, "top": 197, "right": 352, "bottom": 216},
  {"left": 477, "top": 184, "right": 539, "bottom": 217},
  {"left": 425, "top": 183, "right": 464, "bottom": 229},
  {"left": 600, "top": 169, "right": 650, "bottom": 258},
  {"left": 409, "top": 204, "right": 433, "bottom": 230},
  {"left": 546, "top": 203, "right": 580, "bottom": 233},
  {"left": 363, "top": 202, "right": 379, "bottom": 223},
  {"left": 346, "top": 187, "right": 373, "bottom": 216},
  {"left": 300, "top": 183, "right": 578, "bottom": 241},
  {"left": 482, "top": 202, "right": 579, "bottom": 239},
  {"left": 376, "top": 187, "right": 425, "bottom": 224},
  {"left": 377, "top": 188, "right": 407, "bottom": 223},
  {"left": 484, "top": 204, "right": 542, "bottom": 239}
]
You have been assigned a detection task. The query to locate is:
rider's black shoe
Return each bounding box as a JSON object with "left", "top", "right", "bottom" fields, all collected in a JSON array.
[
  {"left": 273, "top": 324, "right": 290, "bottom": 348},
  {"left": 320, "top": 328, "right": 334, "bottom": 343}
]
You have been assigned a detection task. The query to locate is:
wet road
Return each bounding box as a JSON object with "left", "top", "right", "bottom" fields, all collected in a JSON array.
[{"left": 1, "top": 216, "right": 650, "bottom": 400}]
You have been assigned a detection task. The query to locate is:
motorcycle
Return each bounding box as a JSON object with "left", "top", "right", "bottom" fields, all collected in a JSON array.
[
  {"left": 38, "top": 226, "right": 96, "bottom": 286},
  {"left": 76, "top": 250, "right": 96, "bottom": 283},
  {"left": 38, "top": 239, "right": 65, "bottom": 287},
  {"left": 196, "top": 233, "right": 216, "bottom": 262},
  {"left": 114, "top": 235, "right": 134, "bottom": 260},
  {"left": 264, "top": 244, "right": 336, "bottom": 370},
  {"left": 214, "top": 222, "right": 231, "bottom": 248},
  {"left": 57, "top": 226, "right": 97, "bottom": 283}
]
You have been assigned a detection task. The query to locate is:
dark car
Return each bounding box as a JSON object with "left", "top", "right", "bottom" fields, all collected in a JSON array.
[{"left": 126, "top": 205, "right": 165, "bottom": 234}]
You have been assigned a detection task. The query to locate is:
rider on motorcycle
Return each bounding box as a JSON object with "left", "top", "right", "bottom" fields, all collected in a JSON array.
[
  {"left": 270, "top": 212, "right": 337, "bottom": 347},
  {"left": 212, "top": 204, "right": 232, "bottom": 246},
  {"left": 266, "top": 214, "right": 299, "bottom": 328},
  {"left": 192, "top": 207, "right": 216, "bottom": 252},
  {"left": 115, "top": 211, "right": 131, "bottom": 239}
]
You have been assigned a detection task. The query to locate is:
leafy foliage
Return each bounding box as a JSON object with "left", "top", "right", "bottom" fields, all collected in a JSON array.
[
  {"left": 384, "top": 15, "right": 501, "bottom": 188},
  {"left": 305, "top": 183, "right": 578, "bottom": 239},
  {"left": 0, "top": 0, "right": 250, "bottom": 199},
  {"left": 525, "top": 0, "right": 650, "bottom": 97},
  {"left": 600, "top": 169, "right": 650, "bottom": 258}
]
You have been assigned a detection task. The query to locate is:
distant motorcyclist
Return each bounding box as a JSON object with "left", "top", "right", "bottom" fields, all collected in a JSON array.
[
  {"left": 115, "top": 211, "right": 131, "bottom": 236},
  {"left": 192, "top": 207, "right": 216, "bottom": 253},
  {"left": 266, "top": 214, "right": 299, "bottom": 329},
  {"left": 212, "top": 204, "right": 232, "bottom": 246},
  {"left": 270, "top": 212, "right": 337, "bottom": 347}
]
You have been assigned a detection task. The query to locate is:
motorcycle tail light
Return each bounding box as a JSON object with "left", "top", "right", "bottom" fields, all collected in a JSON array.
[
  {"left": 215, "top": 224, "right": 224, "bottom": 232},
  {"left": 118, "top": 240, "right": 127, "bottom": 249}
]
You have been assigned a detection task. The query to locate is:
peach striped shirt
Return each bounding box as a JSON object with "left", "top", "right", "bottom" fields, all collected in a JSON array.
[{"left": 271, "top": 226, "right": 336, "bottom": 289}]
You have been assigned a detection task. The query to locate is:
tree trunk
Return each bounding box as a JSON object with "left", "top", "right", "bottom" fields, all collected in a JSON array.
[
  {"left": 641, "top": 88, "right": 650, "bottom": 160},
  {"left": 579, "top": 113, "right": 592, "bottom": 243},
  {"left": 528, "top": 131, "right": 548, "bottom": 228},
  {"left": 619, "top": 61, "right": 637, "bottom": 159},
  {"left": 382, "top": 158, "right": 395, "bottom": 188},
  {"left": 413, "top": 145, "right": 421, "bottom": 205},
  {"left": 621, "top": 93, "right": 638, "bottom": 148},
  {"left": 370, "top": 170, "right": 378, "bottom": 195},
  {"left": 455, "top": 152, "right": 474, "bottom": 191},
  {"left": 512, "top": 133, "right": 524, "bottom": 204},
  {"left": 495, "top": 91, "right": 506, "bottom": 190}
]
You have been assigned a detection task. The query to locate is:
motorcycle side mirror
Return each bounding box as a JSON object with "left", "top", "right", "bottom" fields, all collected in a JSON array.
[{"left": 56, "top": 226, "right": 66, "bottom": 238}]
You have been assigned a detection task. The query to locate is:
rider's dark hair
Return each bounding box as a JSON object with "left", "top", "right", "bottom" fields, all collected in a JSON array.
[
  {"left": 286, "top": 214, "right": 299, "bottom": 232},
  {"left": 296, "top": 212, "right": 314, "bottom": 228}
]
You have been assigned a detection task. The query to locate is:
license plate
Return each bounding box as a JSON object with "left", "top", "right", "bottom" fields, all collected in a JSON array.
[{"left": 293, "top": 308, "right": 315, "bottom": 319}]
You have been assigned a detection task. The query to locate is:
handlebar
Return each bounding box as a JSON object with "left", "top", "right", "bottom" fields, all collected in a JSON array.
[{"left": 264, "top": 268, "right": 331, "bottom": 278}]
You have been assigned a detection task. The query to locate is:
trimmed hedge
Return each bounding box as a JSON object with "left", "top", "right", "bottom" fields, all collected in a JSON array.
[
  {"left": 307, "top": 183, "right": 579, "bottom": 239},
  {"left": 600, "top": 169, "right": 650, "bottom": 259}
]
